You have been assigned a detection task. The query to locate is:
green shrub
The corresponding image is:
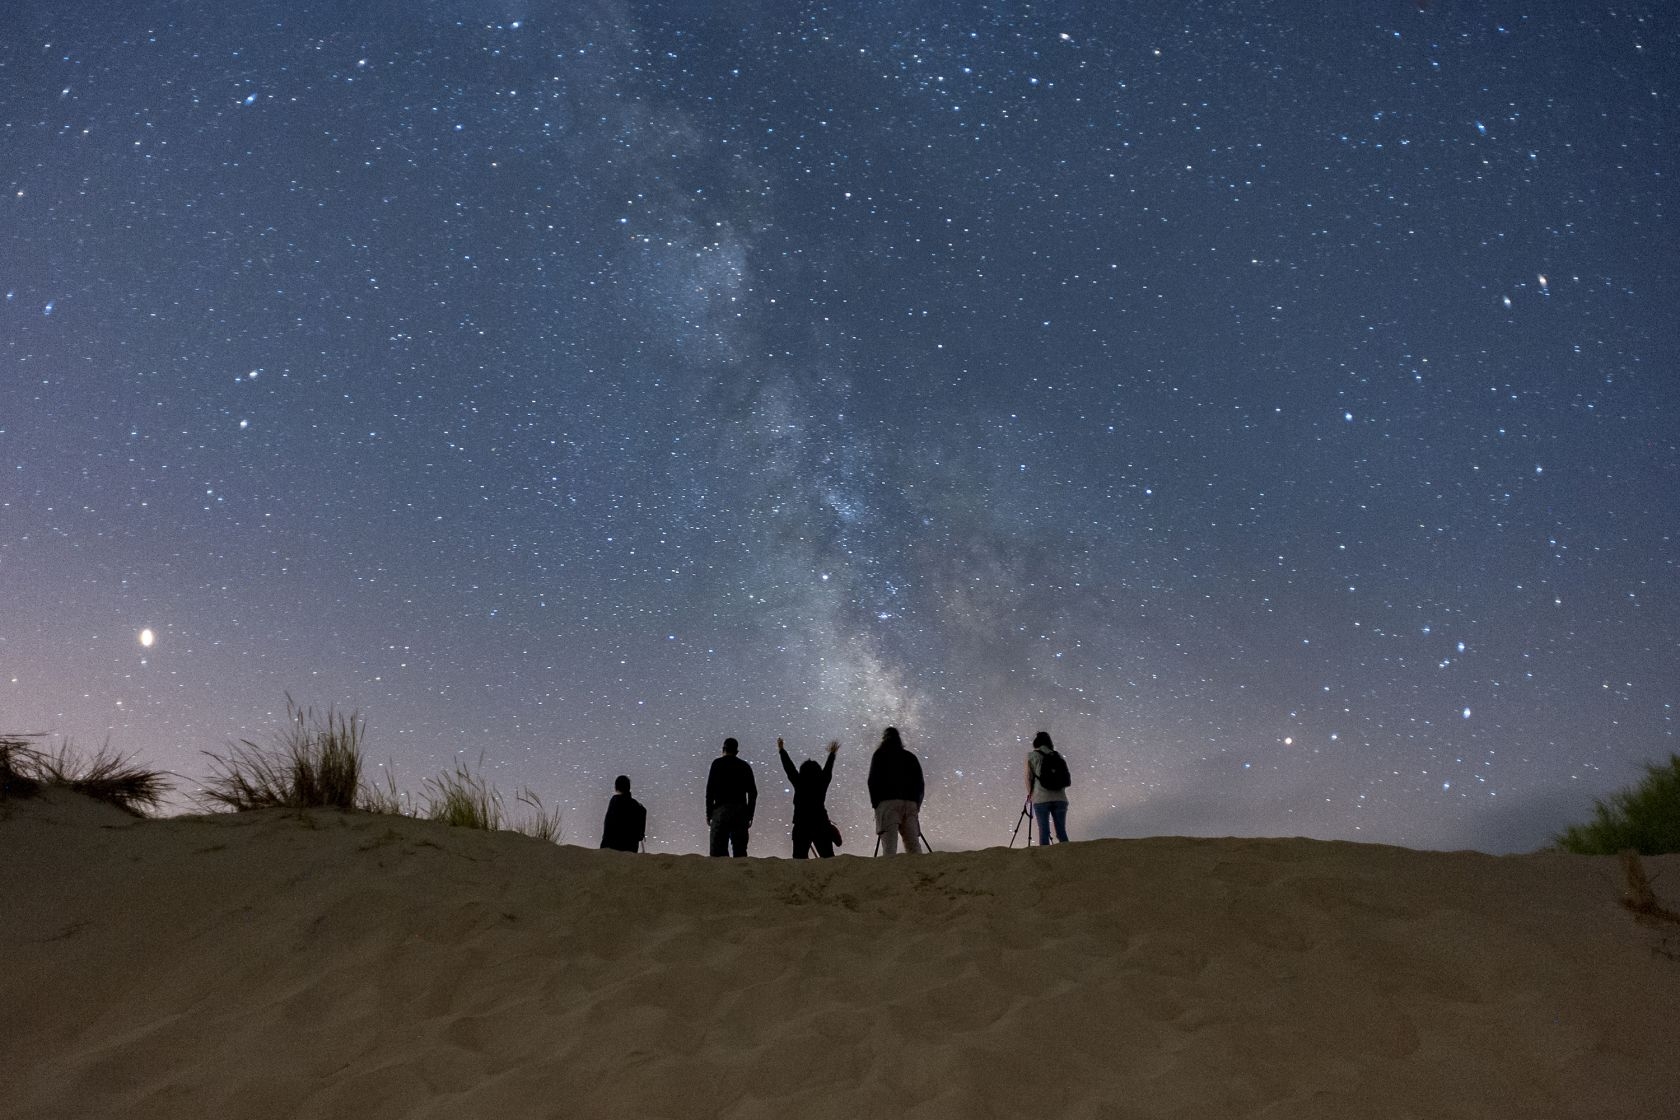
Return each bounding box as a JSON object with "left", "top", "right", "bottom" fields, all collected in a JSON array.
[
  {"left": 1556, "top": 754, "right": 1680, "bottom": 856},
  {"left": 200, "top": 699, "right": 365, "bottom": 811}
]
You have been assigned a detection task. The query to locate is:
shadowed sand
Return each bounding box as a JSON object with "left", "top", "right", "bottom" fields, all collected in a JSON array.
[{"left": 3, "top": 792, "right": 1677, "bottom": 1119}]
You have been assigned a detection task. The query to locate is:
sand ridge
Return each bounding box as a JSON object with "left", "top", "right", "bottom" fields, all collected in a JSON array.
[{"left": 3, "top": 793, "right": 1676, "bottom": 1119}]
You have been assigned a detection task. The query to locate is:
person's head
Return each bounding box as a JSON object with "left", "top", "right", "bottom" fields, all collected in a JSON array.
[
  {"left": 1032, "top": 731, "right": 1053, "bottom": 751},
  {"left": 879, "top": 726, "right": 903, "bottom": 751},
  {"left": 799, "top": 759, "right": 822, "bottom": 782},
  {"left": 614, "top": 774, "right": 631, "bottom": 794},
  {"left": 723, "top": 737, "right": 739, "bottom": 755}
]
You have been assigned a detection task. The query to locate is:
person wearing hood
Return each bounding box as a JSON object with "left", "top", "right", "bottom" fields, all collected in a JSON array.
[
  {"left": 1025, "top": 730, "right": 1071, "bottom": 845},
  {"left": 778, "top": 737, "right": 839, "bottom": 859},
  {"left": 600, "top": 774, "right": 647, "bottom": 852},
  {"left": 866, "top": 725, "right": 924, "bottom": 854}
]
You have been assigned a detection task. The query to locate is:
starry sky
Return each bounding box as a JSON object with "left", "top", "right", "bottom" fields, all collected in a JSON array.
[{"left": 4, "top": 1, "right": 1675, "bottom": 855}]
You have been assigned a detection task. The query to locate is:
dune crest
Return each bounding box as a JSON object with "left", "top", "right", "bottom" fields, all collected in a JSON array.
[{"left": 3, "top": 794, "right": 1676, "bottom": 1119}]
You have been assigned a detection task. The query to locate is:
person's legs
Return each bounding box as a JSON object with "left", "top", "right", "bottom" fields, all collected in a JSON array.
[
  {"left": 1033, "top": 802, "right": 1052, "bottom": 845},
  {"left": 730, "top": 819, "right": 750, "bottom": 857},
  {"left": 900, "top": 802, "right": 921, "bottom": 853},
  {"left": 813, "top": 829, "right": 834, "bottom": 858},
  {"left": 793, "top": 824, "right": 811, "bottom": 859},
  {"left": 1050, "top": 800, "right": 1069, "bottom": 843},
  {"left": 876, "top": 802, "right": 900, "bottom": 855},
  {"left": 709, "top": 812, "right": 730, "bottom": 857}
]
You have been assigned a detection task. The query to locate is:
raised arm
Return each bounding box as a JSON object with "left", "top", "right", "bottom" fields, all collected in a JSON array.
[{"left": 778, "top": 738, "right": 799, "bottom": 785}]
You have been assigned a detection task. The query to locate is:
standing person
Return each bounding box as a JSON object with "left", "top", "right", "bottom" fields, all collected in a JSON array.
[
  {"left": 705, "top": 737, "right": 757, "bottom": 857},
  {"left": 867, "top": 726, "right": 924, "bottom": 855},
  {"left": 778, "top": 737, "right": 839, "bottom": 859},
  {"left": 1025, "top": 730, "right": 1071, "bottom": 845},
  {"left": 600, "top": 774, "right": 647, "bottom": 853}
]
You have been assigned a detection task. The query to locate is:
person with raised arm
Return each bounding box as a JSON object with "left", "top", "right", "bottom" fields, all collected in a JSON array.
[{"left": 778, "top": 737, "right": 839, "bottom": 859}]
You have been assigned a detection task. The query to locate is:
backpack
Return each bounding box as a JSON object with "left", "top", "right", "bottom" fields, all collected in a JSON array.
[{"left": 1035, "top": 749, "right": 1071, "bottom": 792}]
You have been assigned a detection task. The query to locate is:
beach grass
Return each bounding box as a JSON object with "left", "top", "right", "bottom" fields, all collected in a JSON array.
[
  {"left": 513, "top": 787, "right": 564, "bottom": 843},
  {"left": 422, "top": 756, "right": 563, "bottom": 842},
  {"left": 423, "top": 757, "right": 504, "bottom": 829},
  {"left": 360, "top": 760, "right": 412, "bottom": 816},
  {"left": 16, "top": 699, "right": 562, "bottom": 840},
  {"left": 0, "top": 734, "right": 170, "bottom": 816},
  {"left": 199, "top": 699, "right": 365, "bottom": 812}
]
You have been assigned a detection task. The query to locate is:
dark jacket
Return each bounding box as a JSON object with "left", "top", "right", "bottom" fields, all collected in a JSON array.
[
  {"left": 706, "top": 754, "right": 757, "bottom": 821},
  {"left": 779, "top": 746, "right": 834, "bottom": 826},
  {"left": 867, "top": 743, "right": 924, "bottom": 807},
  {"left": 600, "top": 792, "right": 647, "bottom": 852}
]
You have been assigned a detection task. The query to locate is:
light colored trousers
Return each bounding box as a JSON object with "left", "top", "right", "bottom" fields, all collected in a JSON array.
[{"left": 875, "top": 799, "right": 921, "bottom": 854}]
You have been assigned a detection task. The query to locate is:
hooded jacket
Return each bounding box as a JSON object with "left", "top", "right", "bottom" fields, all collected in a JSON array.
[{"left": 867, "top": 741, "right": 924, "bottom": 807}]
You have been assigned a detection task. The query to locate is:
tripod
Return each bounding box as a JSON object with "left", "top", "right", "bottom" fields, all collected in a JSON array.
[
  {"left": 1008, "top": 798, "right": 1031, "bottom": 848},
  {"left": 873, "top": 828, "right": 934, "bottom": 855}
]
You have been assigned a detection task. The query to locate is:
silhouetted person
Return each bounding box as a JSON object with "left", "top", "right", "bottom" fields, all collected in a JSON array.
[
  {"left": 706, "top": 737, "right": 757, "bottom": 857},
  {"left": 867, "top": 726, "right": 924, "bottom": 854},
  {"left": 600, "top": 774, "right": 647, "bottom": 853},
  {"left": 1025, "top": 731, "right": 1071, "bottom": 845},
  {"left": 778, "top": 737, "right": 838, "bottom": 859}
]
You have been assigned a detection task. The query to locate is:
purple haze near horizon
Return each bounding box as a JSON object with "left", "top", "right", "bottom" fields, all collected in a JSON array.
[{"left": 3, "top": 1, "right": 1675, "bottom": 854}]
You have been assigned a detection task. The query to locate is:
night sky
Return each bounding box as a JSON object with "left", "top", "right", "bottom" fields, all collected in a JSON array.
[{"left": 5, "top": 1, "right": 1675, "bottom": 855}]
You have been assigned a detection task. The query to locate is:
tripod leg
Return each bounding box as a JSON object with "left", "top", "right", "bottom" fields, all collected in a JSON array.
[{"left": 1009, "top": 799, "right": 1030, "bottom": 848}]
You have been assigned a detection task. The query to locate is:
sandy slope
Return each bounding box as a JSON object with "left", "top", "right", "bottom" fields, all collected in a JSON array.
[{"left": 2, "top": 792, "right": 1676, "bottom": 1120}]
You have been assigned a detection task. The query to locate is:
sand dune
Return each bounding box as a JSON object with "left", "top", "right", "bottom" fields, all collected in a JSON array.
[{"left": 3, "top": 791, "right": 1676, "bottom": 1119}]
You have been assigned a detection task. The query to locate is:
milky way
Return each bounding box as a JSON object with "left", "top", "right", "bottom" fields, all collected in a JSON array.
[{"left": 4, "top": 2, "right": 1675, "bottom": 853}]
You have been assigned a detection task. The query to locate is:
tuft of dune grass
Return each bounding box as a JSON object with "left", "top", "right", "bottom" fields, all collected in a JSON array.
[
  {"left": 359, "top": 760, "right": 412, "bottom": 816},
  {"left": 36, "top": 741, "right": 171, "bottom": 816},
  {"left": 1, "top": 734, "right": 169, "bottom": 816},
  {"left": 422, "top": 756, "right": 562, "bottom": 842},
  {"left": 423, "top": 757, "right": 504, "bottom": 830},
  {"left": 196, "top": 699, "right": 563, "bottom": 841},
  {"left": 199, "top": 698, "right": 365, "bottom": 812},
  {"left": 513, "top": 787, "right": 564, "bottom": 844}
]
